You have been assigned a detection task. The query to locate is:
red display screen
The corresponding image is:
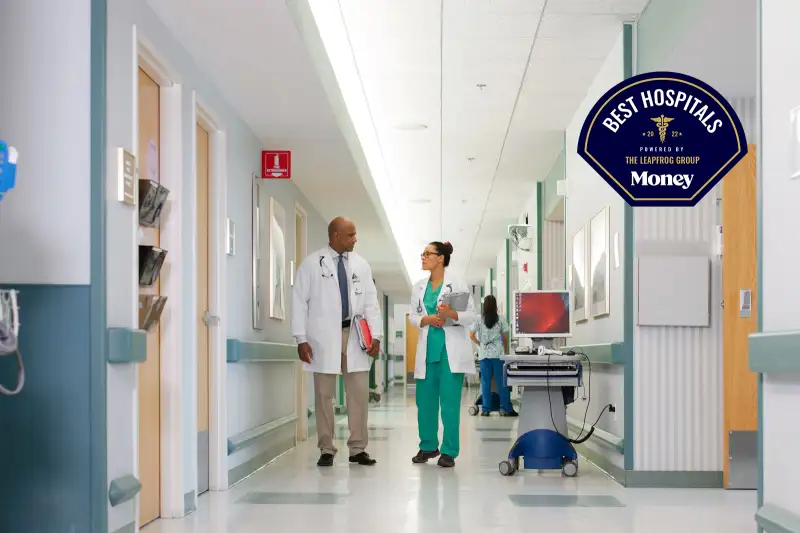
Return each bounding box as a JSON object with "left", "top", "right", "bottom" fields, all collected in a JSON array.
[{"left": 514, "top": 291, "right": 571, "bottom": 337}]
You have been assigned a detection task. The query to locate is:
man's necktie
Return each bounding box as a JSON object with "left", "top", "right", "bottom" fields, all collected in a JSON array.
[{"left": 338, "top": 256, "right": 349, "bottom": 321}]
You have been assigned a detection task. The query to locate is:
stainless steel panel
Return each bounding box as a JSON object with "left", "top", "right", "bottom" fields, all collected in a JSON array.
[
  {"left": 198, "top": 430, "right": 209, "bottom": 495},
  {"left": 728, "top": 430, "right": 757, "bottom": 489}
]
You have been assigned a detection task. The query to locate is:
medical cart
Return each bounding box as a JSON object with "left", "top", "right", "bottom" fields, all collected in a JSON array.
[{"left": 497, "top": 349, "right": 582, "bottom": 477}]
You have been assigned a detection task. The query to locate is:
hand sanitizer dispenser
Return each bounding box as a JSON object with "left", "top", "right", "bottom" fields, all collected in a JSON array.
[{"left": 0, "top": 140, "right": 19, "bottom": 201}]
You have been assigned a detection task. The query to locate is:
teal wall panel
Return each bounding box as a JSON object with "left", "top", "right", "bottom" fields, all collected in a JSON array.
[{"left": 0, "top": 285, "right": 94, "bottom": 532}]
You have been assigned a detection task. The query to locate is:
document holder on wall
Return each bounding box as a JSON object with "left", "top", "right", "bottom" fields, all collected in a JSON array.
[
  {"left": 139, "top": 295, "right": 168, "bottom": 331},
  {"left": 138, "top": 179, "right": 170, "bottom": 228},
  {"left": 139, "top": 246, "right": 167, "bottom": 287}
]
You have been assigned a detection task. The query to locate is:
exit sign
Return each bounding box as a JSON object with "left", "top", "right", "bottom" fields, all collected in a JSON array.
[{"left": 261, "top": 150, "right": 291, "bottom": 179}]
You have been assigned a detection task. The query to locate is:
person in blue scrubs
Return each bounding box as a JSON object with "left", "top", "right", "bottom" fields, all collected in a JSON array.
[
  {"left": 469, "top": 295, "right": 518, "bottom": 416},
  {"left": 409, "top": 241, "right": 477, "bottom": 468}
]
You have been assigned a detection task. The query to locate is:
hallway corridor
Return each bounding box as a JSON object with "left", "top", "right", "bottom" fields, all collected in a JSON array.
[{"left": 144, "top": 390, "right": 755, "bottom": 533}]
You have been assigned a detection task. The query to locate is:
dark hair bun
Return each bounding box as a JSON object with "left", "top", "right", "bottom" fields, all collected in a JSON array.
[{"left": 443, "top": 241, "right": 454, "bottom": 254}]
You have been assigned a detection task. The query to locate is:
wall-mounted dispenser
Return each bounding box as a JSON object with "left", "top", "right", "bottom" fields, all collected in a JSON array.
[
  {"left": 138, "top": 179, "right": 170, "bottom": 228},
  {"left": 139, "top": 246, "right": 167, "bottom": 287},
  {"left": 139, "top": 295, "right": 168, "bottom": 331},
  {"left": 0, "top": 140, "right": 19, "bottom": 201}
]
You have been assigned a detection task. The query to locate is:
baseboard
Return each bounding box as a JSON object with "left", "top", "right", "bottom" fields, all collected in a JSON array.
[
  {"left": 573, "top": 442, "right": 626, "bottom": 486},
  {"left": 184, "top": 489, "right": 196, "bottom": 515},
  {"left": 572, "top": 444, "right": 723, "bottom": 488},
  {"left": 111, "top": 522, "right": 135, "bottom": 533},
  {"left": 227, "top": 420, "right": 296, "bottom": 487},
  {"left": 625, "top": 470, "right": 723, "bottom": 488},
  {"left": 756, "top": 504, "right": 800, "bottom": 533}
]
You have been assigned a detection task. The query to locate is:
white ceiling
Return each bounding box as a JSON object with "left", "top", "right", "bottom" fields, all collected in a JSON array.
[
  {"left": 148, "top": 0, "right": 651, "bottom": 291},
  {"left": 299, "top": 0, "right": 649, "bottom": 284},
  {"left": 145, "top": 0, "right": 411, "bottom": 296}
]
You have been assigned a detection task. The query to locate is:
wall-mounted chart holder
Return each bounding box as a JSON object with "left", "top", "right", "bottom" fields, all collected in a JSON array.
[
  {"left": 139, "top": 245, "right": 167, "bottom": 287},
  {"left": 138, "top": 179, "right": 170, "bottom": 228},
  {"left": 139, "top": 295, "right": 168, "bottom": 331}
]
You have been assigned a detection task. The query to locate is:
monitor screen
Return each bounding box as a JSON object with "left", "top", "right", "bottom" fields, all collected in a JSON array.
[{"left": 513, "top": 290, "right": 572, "bottom": 338}]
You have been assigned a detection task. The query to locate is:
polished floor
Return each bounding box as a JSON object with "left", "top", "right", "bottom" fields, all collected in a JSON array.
[{"left": 145, "top": 388, "right": 756, "bottom": 533}]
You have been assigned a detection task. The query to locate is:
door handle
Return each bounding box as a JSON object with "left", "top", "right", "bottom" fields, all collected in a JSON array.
[
  {"left": 739, "top": 289, "right": 752, "bottom": 318},
  {"left": 203, "top": 310, "right": 220, "bottom": 327}
]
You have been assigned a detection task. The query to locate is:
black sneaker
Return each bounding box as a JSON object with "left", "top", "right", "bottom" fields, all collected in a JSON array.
[
  {"left": 348, "top": 452, "right": 377, "bottom": 466},
  {"left": 437, "top": 454, "right": 455, "bottom": 468},
  {"left": 317, "top": 453, "right": 334, "bottom": 467},
  {"left": 412, "top": 449, "right": 440, "bottom": 464},
  {"left": 500, "top": 409, "right": 519, "bottom": 417},
  {"left": 480, "top": 411, "right": 491, "bottom": 417}
]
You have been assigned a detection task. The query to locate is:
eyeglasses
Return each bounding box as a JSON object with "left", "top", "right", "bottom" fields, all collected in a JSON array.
[{"left": 420, "top": 252, "right": 441, "bottom": 258}]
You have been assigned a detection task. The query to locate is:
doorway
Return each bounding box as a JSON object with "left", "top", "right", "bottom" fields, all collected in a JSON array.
[
  {"left": 137, "top": 66, "right": 162, "bottom": 527},
  {"left": 405, "top": 314, "right": 418, "bottom": 388},
  {"left": 196, "top": 122, "right": 211, "bottom": 495},
  {"left": 722, "top": 145, "right": 758, "bottom": 489},
  {"left": 294, "top": 204, "right": 308, "bottom": 440}
]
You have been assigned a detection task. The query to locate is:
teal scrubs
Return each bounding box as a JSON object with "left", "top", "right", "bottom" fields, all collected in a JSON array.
[{"left": 416, "top": 281, "right": 465, "bottom": 458}]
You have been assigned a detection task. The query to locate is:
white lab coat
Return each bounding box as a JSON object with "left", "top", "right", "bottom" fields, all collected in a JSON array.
[
  {"left": 408, "top": 271, "right": 478, "bottom": 379},
  {"left": 291, "top": 246, "right": 383, "bottom": 374}
]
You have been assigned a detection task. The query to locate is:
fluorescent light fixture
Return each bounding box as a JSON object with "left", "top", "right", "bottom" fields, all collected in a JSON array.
[{"left": 308, "top": 0, "right": 419, "bottom": 280}]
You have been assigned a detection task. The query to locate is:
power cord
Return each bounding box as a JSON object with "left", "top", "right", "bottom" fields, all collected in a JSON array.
[
  {"left": 0, "top": 321, "right": 24, "bottom": 396},
  {"left": 545, "top": 348, "right": 611, "bottom": 445}
]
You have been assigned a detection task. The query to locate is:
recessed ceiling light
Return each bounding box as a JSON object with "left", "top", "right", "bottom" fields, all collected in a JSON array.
[
  {"left": 409, "top": 198, "right": 431, "bottom": 204},
  {"left": 394, "top": 123, "right": 428, "bottom": 131}
]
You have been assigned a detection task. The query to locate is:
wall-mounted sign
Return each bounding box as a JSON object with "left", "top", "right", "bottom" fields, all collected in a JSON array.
[
  {"left": 578, "top": 71, "right": 747, "bottom": 207},
  {"left": 117, "top": 148, "right": 136, "bottom": 206},
  {"left": 261, "top": 150, "right": 291, "bottom": 179}
]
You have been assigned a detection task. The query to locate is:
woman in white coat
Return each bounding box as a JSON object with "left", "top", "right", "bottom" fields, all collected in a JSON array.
[{"left": 409, "top": 241, "right": 477, "bottom": 468}]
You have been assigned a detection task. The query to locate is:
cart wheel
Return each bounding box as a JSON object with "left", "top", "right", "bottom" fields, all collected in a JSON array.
[
  {"left": 468, "top": 405, "right": 479, "bottom": 416},
  {"left": 499, "top": 460, "right": 516, "bottom": 476},
  {"left": 562, "top": 460, "right": 578, "bottom": 478}
]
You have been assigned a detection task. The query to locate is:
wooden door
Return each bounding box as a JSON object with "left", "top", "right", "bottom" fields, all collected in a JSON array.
[
  {"left": 722, "top": 145, "right": 758, "bottom": 488},
  {"left": 137, "top": 68, "right": 161, "bottom": 526},
  {"left": 195, "top": 122, "right": 211, "bottom": 495},
  {"left": 405, "top": 315, "right": 418, "bottom": 382},
  {"left": 294, "top": 208, "right": 308, "bottom": 441}
]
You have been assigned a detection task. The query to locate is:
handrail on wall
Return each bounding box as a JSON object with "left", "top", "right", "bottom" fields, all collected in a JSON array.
[{"left": 566, "top": 415, "right": 624, "bottom": 454}]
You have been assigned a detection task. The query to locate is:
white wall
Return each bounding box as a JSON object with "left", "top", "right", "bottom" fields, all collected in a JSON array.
[
  {"left": 563, "top": 29, "right": 626, "bottom": 463},
  {"left": 515, "top": 189, "right": 539, "bottom": 293},
  {"left": 564, "top": 30, "right": 626, "bottom": 346},
  {"left": 0, "top": 0, "right": 90, "bottom": 284},
  {"left": 542, "top": 219, "right": 565, "bottom": 290},
  {"left": 761, "top": 0, "right": 800, "bottom": 517},
  {"left": 105, "top": 1, "right": 327, "bottom": 528}
]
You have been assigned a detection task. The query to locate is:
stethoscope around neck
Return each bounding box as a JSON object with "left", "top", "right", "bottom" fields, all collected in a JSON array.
[{"left": 416, "top": 282, "right": 453, "bottom": 313}]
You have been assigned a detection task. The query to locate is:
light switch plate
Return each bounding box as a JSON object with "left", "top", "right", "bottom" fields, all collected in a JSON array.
[{"left": 226, "top": 218, "right": 235, "bottom": 256}]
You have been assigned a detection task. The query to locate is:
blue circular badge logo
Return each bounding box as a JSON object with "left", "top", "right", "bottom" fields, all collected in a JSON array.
[{"left": 577, "top": 71, "right": 747, "bottom": 207}]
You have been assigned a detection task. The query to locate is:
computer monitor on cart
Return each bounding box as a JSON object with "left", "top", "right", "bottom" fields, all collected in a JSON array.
[{"left": 513, "top": 290, "right": 572, "bottom": 338}]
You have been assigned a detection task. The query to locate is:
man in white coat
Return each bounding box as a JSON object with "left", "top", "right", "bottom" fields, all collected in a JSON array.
[{"left": 291, "top": 217, "right": 382, "bottom": 467}]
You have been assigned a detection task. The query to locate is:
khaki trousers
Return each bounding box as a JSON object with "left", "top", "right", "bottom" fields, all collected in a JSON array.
[{"left": 313, "top": 327, "right": 369, "bottom": 456}]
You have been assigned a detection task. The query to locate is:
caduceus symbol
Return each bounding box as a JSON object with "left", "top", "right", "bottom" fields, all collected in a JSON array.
[{"left": 651, "top": 114, "right": 674, "bottom": 143}]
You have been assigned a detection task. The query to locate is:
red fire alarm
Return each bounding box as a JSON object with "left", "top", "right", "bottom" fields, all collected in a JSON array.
[
  {"left": 261, "top": 150, "right": 291, "bottom": 179},
  {"left": 523, "top": 263, "right": 529, "bottom": 273}
]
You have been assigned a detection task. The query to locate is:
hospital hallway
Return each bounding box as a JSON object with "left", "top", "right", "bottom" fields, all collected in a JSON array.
[{"left": 143, "top": 388, "right": 756, "bottom": 533}]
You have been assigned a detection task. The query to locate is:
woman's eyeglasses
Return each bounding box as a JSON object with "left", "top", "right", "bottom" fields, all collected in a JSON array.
[{"left": 421, "top": 252, "right": 441, "bottom": 258}]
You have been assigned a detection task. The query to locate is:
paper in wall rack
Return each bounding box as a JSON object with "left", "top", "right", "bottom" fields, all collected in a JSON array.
[
  {"left": 138, "top": 179, "right": 170, "bottom": 228},
  {"left": 139, "top": 245, "right": 168, "bottom": 287},
  {"left": 139, "top": 295, "right": 168, "bottom": 331}
]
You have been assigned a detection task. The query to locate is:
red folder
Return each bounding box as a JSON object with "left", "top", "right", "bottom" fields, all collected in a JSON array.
[{"left": 353, "top": 314, "right": 373, "bottom": 352}]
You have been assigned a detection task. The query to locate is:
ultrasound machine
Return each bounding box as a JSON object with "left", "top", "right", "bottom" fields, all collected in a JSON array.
[{"left": 498, "top": 290, "right": 584, "bottom": 477}]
